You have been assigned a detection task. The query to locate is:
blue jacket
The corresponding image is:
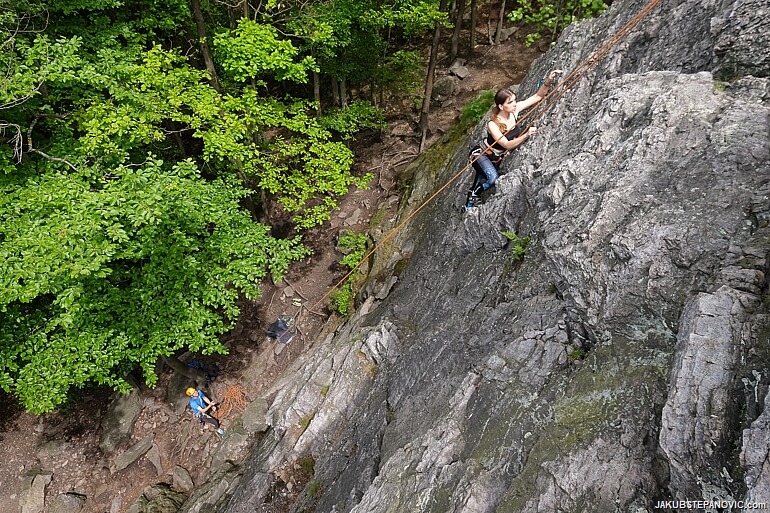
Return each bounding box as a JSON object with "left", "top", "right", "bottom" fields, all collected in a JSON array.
[{"left": 189, "top": 390, "right": 209, "bottom": 415}]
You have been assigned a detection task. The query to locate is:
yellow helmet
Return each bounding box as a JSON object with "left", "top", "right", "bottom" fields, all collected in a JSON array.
[{"left": 185, "top": 387, "right": 196, "bottom": 396}]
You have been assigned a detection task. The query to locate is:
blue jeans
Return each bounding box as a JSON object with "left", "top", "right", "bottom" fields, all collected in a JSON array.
[{"left": 472, "top": 155, "right": 499, "bottom": 193}]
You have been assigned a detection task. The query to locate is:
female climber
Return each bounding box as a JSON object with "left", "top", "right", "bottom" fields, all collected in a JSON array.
[{"left": 465, "top": 69, "right": 562, "bottom": 209}]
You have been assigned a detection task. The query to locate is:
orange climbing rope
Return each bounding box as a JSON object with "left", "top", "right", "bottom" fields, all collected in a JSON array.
[{"left": 303, "top": 0, "right": 663, "bottom": 317}]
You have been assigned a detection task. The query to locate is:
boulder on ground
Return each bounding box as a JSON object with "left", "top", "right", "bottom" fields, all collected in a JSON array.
[
  {"left": 113, "top": 434, "right": 155, "bottom": 472},
  {"left": 19, "top": 468, "right": 52, "bottom": 513},
  {"left": 125, "top": 484, "right": 187, "bottom": 513},
  {"left": 47, "top": 492, "right": 86, "bottom": 513},
  {"left": 449, "top": 59, "right": 470, "bottom": 79},
  {"left": 173, "top": 466, "right": 194, "bottom": 493},
  {"left": 431, "top": 76, "right": 457, "bottom": 101}
]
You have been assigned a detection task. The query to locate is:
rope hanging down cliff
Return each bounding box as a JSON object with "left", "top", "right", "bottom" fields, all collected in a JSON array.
[{"left": 298, "top": 0, "right": 663, "bottom": 320}]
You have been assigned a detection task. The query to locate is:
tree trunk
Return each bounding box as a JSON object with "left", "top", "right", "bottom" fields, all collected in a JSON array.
[
  {"left": 331, "top": 76, "right": 340, "bottom": 107},
  {"left": 313, "top": 71, "right": 322, "bottom": 114},
  {"left": 340, "top": 78, "right": 348, "bottom": 108},
  {"left": 494, "top": 0, "right": 507, "bottom": 44},
  {"left": 469, "top": 0, "right": 478, "bottom": 53},
  {"left": 450, "top": 0, "right": 466, "bottom": 62},
  {"left": 190, "top": 0, "right": 222, "bottom": 93},
  {"left": 226, "top": 4, "right": 238, "bottom": 28},
  {"left": 419, "top": 0, "right": 447, "bottom": 152},
  {"left": 487, "top": 12, "right": 494, "bottom": 44},
  {"left": 162, "top": 355, "right": 207, "bottom": 390},
  {"left": 370, "top": 81, "right": 377, "bottom": 106}
]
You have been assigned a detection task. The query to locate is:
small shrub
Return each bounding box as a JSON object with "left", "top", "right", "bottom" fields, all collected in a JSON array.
[
  {"left": 338, "top": 230, "right": 369, "bottom": 268},
  {"left": 307, "top": 480, "right": 322, "bottom": 498},
  {"left": 296, "top": 455, "right": 315, "bottom": 474},
  {"left": 299, "top": 412, "right": 315, "bottom": 429},
  {"left": 461, "top": 90, "right": 495, "bottom": 125},
  {"left": 502, "top": 231, "right": 530, "bottom": 263},
  {"left": 331, "top": 231, "right": 370, "bottom": 316},
  {"left": 319, "top": 100, "right": 387, "bottom": 139},
  {"left": 330, "top": 281, "right": 354, "bottom": 316}
]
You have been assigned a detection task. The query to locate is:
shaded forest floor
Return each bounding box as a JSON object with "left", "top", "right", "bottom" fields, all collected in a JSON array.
[{"left": 0, "top": 28, "right": 545, "bottom": 513}]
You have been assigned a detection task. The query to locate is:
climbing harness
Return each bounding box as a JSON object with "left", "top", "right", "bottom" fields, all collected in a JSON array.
[{"left": 292, "top": 0, "right": 664, "bottom": 321}]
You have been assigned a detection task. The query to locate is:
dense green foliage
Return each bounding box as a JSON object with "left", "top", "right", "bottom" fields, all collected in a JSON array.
[
  {"left": 0, "top": 0, "right": 439, "bottom": 412},
  {"left": 509, "top": 0, "right": 607, "bottom": 46},
  {"left": 0, "top": 160, "right": 310, "bottom": 413}
]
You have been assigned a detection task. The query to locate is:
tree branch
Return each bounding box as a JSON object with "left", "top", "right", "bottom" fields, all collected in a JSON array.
[
  {"left": 0, "top": 122, "right": 23, "bottom": 162},
  {"left": 26, "top": 116, "right": 79, "bottom": 171}
]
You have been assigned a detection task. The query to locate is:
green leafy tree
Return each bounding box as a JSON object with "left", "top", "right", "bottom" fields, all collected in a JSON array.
[
  {"left": 0, "top": 0, "right": 407, "bottom": 413},
  {"left": 280, "top": 0, "right": 444, "bottom": 106},
  {"left": 212, "top": 19, "right": 317, "bottom": 84},
  {"left": 0, "top": 4, "right": 317, "bottom": 412},
  {"left": 509, "top": 0, "right": 608, "bottom": 47},
  {"left": 0, "top": 159, "right": 309, "bottom": 414}
]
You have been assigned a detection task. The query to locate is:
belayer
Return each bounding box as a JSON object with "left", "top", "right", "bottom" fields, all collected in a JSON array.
[
  {"left": 465, "top": 69, "right": 562, "bottom": 209},
  {"left": 186, "top": 387, "right": 225, "bottom": 435}
]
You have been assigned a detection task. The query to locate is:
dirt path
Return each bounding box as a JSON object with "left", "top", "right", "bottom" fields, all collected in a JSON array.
[{"left": 0, "top": 35, "right": 544, "bottom": 513}]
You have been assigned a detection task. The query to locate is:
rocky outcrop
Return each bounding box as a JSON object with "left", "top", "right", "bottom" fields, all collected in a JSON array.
[
  {"left": 125, "top": 484, "right": 187, "bottom": 513},
  {"left": 99, "top": 387, "right": 143, "bottom": 456},
  {"left": 175, "top": 0, "right": 770, "bottom": 511},
  {"left": 660, "top": 286, "right": 759, "bottom": 501}
]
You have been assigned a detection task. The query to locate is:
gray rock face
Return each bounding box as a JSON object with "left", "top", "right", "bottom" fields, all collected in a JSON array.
[
  {"left": 742, "top": 384, "right": 770, "bottom": 504},
  {"left": 209, "top": 398, "right": 269, "bottom": 474},
  {"left": 177, "top": 0, "right": 770, "bottom": 511},
  {"left": 660, "top": 286, "right": 759, "bottom": 500},
  {"left": 712, "top": 0, "right": 770, "bottom": 79}
]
